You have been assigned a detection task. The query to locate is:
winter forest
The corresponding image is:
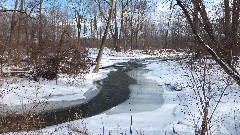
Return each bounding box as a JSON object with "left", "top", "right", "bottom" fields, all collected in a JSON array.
[{"left": 0, "top": 0, "right": 240, "bottom": 134}]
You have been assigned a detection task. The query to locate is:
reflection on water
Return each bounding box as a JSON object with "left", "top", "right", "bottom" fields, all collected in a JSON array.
[{"left": 107, "top": 68, "right": 164, "bottom": 114}]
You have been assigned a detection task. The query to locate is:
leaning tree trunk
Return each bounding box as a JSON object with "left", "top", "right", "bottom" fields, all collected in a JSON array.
[
  {"left": 176, "top": 0, "right": 240, "bottom": 86},
  {"left": 92, "top": 0, "right": 116, "bottom": 73}
]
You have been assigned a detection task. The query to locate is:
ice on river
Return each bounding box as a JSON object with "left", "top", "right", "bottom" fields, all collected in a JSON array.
[{"left": 107, "top": 68, "right": 164, "bottom": 115}]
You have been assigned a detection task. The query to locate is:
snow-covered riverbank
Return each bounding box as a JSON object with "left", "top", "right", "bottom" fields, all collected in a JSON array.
[
  {"left": 2, "top": 48, "right": 240, "bottom": 134},
  {"left": 0, "top": 48, "right": 156, "bottom": 114},
  {"left": 41, "top": 50, "right": 240, "bottom": 135}
]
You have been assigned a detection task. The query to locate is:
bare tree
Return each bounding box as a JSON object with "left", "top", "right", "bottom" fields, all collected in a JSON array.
[
  {"left": 7, "top": 0, "right": 19, "bottom": 66},
  {"left": 39, "top": 0, "right": 43, "bottom": 47},
  {"left": 175, "top": 0, "right": 240, "bottom": 134},
  {"left": 92, "top": 0, "right": 116, "bottom": 73},
  {"left": 176, "top": 0, "right": 240, "bottom": 86}
]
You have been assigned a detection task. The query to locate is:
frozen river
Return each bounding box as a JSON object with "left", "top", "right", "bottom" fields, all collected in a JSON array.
[
  {"left": 107, "top": 67, "right": 164, "bottom": 115},
  {"left": 40, "top": 63, "right": 165, "bottom": 127},
  {"left": 0, "top": 63, "right": 164, "bottom": 117},
  {"left": 0, "top": 62, "right": 165, "bottom": 132}
]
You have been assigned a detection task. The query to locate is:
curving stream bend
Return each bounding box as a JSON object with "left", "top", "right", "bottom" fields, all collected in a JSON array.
[{"left": 0, "top": 61, "right": 164, "bottom": 132}]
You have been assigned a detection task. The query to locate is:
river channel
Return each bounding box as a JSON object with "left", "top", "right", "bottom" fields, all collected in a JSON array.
[
  {"left": 107, "top": 67, "right": 164, "bottom": 115},
  {"left": 0, "top": 61, "right": 164, "bottom": 131}
]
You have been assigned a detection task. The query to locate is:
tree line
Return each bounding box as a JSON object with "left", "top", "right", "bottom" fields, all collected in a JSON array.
[
  {"left": 1, "top": 0, "right": 240, "bottom": 84},
  {"left": 0, "top": 0, "right": 192, "bottom": 71}
]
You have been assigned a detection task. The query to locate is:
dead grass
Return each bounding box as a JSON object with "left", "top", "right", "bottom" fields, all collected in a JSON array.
[{"left": 0, "top": 113, "right": 45, "bottom": 133}]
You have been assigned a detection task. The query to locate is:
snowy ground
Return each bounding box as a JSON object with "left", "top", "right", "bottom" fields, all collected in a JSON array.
[
  {"left": 1, "top": 48, "right": 240, "bottom": 134},
  {"left": 0, "top": 48, "right": 156, "bottom": 114}
]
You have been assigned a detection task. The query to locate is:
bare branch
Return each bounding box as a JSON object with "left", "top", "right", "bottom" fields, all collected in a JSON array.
[
  {"left": 0, "top": 9, "right": 35, "bottom": 19},
  {"left": 176, "top": 0, "right": 240, "bottom": 86}
]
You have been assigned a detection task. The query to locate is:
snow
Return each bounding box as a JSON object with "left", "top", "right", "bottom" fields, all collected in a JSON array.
[
  {"left": 0, "top": 48, "right": 153, "bottom": 112},
  {"left": 1, "top": 47, "right": 240, "bottom": 134}
]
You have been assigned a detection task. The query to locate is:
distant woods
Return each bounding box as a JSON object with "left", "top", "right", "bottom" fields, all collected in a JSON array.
[
  {"left": 0, "top": 0, "right": 193, "bottom": 77},
  {"left": 0, "top": 0, "right": 192, "bottom": 56},
  {"left": 0, "top": 0, "right": 93, "bottom": 80},
  {"left": 3, "top": 0, "right": 240, "bottom": 78}
]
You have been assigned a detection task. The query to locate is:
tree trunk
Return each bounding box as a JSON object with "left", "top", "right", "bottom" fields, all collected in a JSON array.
[
  {"left": 119, "top": 1, "right": 124, "bottom": 51},
  {"left": 135, "top": 7, "right": 140, "bottom": 50},
  {"left": 16, "top": 0, "right": 25, "bottom": 66},
  {"left": 130, "top": 0, "right": 133, "bottom": 50},
  {"left": 224, "top": 0, "right": 230, "bottom": 40},
  {"left": 9, "top": 0, "right": 18, "bottom": 44},
  {"left": 192, "top": 0, "right": 215, "bottom": 41},
  {"left": 8, "top": 0, "right": 18, "bottom": 66},
  {"left": 113, "top": 1, "right": 119, "bottom": 52},
  {"left": 223, "top": 0, "right": 231, "bottom": 65},
  {"left": 94, "top": 14, "right": 98, "bottom": 48},
  {"left": 230, "top": 0, "right": 240, "bottom": 64},
  {"left": 92, "top": 0, "right": 116, "bottom": 73},
  {"left": 176, "top": 0, "right": 240, "bottom": 86},
  {"left": 39, "top": 0, "right": 43, "bottom": 47},
  {"left": 77, "top": 15, "right": 81, "bottom": 47}
]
